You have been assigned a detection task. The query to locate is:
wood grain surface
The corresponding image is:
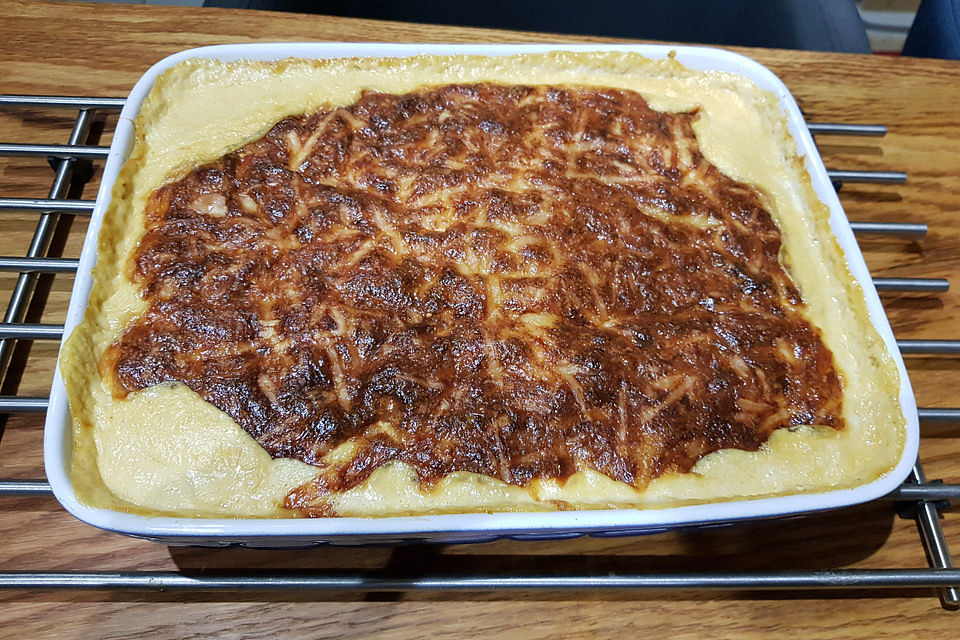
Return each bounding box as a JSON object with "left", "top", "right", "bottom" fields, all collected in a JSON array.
[{"left": 1, "top": 1, "right": 959, "bottom": 637}]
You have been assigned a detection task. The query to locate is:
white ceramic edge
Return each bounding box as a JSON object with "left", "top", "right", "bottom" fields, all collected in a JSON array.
[{"left": 43, "top": 42, "right": 919, "bottom": 541}]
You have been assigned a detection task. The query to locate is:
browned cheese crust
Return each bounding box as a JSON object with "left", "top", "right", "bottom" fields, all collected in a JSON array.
[{"left": 101, "top": 84, "right": 844, "bottom": 514}]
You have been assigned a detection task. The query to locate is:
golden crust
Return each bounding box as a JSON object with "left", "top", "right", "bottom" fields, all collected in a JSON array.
[{"left": 61, "top": 51, "right": 906, "bottom": 518}]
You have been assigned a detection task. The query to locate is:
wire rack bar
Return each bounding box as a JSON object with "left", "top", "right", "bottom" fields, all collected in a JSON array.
[
  {"left": 0, "top": 95, "right": 125, "bottom": 109},
  {"left": 0, "top": 110, "right": 93, "bottom": 381},
  {"left": 0, "top": 142, "right": 108, "bottom": 159},
  {"left": 909, "top": 464, "right": 960, "bottom": 607},
  {"left": 826, "top": 169, "right": 907, "bottom": 184},
  {"left": 807, "top": 123, "right": 887, "bottom": 136},
  {"left": 0, "top": 198, "right": 95, "bottom": 214},
  {"left": 0, "top": 324, "right": 64, "bottom": 340},
  {"left": 3, "top": 326, "right": 952, "bottom": 352},
  {"left": 0, "top": 396, "right": 50, "bottom": 412},
  {"left": 0, "top": 100, "right": 869, "bottom": 142},
  {"left": 0, "top": 257, "right": 79, "bottom": 273},
  {"left": 0, "top": 210, "right": 928, "bottom": 237},
  {"left": 0, "top": 159, "right": 905, "bottom": 184},
  {"left": 918, "top": 408, "right": 960, "bottom": 422},
  {"left": 897, "top": 340, "right": 960, "bottom": 355},
  {"left": 0, "top": 569, "right": 956, "bottom": 592},
  {"left": 874, "top": 278, "right": 950, "bottom": 292},
  {"left": 1, "top": 479, "right": 954, "bottom": 501},
  {"left": 0, "top": 272, "right": 944, "bottom": 295},
  {"left": 0, "top": 102, "right": 874, "bottom": 124},
  {"left": 1, "top": 405, "right": 958, "bottom": 424},
  {"left": 891, "top": 484, "right": 960, "bottom": 502},
  {"left": 0, "top": 481, "right": 50, "bottom": 496},
  {"left": 849, "top": 221, "right": 927, "bottom": 236},
  {"left": 6, "top": 324, "right": 955, "bottom": 353}
]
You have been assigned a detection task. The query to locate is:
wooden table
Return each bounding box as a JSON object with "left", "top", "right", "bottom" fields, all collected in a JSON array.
[{"left": 1, "top": 0, "right": 958, "bottom": 636}]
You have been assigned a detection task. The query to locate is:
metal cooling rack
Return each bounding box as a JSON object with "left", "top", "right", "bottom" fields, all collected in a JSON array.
[{"left": 0, "top": 95, "right": 958, "bottom": 607}]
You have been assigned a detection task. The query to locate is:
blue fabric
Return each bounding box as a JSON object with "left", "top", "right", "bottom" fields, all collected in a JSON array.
[
  {"left": 206, "top": 0, "right": 872, "bottom": 54},
  {"left": 903, "top": 0, "right": 960, "bottom": 59}
]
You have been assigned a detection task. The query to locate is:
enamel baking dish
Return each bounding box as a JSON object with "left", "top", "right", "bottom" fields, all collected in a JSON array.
[{"left": 43, "top": 43, "right": 919, "bottom": 547}]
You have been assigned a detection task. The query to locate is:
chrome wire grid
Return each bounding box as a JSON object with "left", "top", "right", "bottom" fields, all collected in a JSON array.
[{"left": 0, "top": 95, "right": 958, "bottom": 607}]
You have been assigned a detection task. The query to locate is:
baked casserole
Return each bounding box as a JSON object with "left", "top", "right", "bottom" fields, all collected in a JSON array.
[{"left": 60, "top": 51, "right": 906, "bottom": 518}]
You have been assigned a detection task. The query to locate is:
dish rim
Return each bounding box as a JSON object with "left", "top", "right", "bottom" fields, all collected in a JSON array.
[{"left": 42, "top": 42, "right": 919, "bottom": 541}]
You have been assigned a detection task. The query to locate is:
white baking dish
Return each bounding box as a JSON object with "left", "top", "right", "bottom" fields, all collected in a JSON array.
[{"left": 43, "top": 42, "right": 919, "bottom": 546}]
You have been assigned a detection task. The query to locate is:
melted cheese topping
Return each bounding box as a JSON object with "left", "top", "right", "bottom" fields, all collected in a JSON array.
[
  {"left": 60, "top": 52, "right": 905, "bottom": 517},
  {"left": 105, "top": 83, "right": 847, "bottom": 516}
]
